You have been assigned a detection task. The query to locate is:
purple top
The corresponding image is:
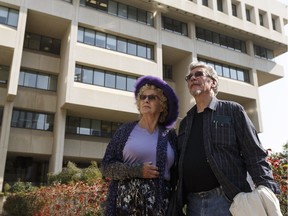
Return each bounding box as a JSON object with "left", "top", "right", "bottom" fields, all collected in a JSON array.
[{"left": 123, "top": 124, "right": 175, "bottom": 180}]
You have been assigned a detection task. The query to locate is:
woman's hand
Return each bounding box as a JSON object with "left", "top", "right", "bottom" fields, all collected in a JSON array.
[{"left": 142, "top": 162, "right": 160, "bottom": 179}]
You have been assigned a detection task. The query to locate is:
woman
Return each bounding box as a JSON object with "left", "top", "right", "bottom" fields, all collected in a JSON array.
[{"left": 100, "top": 75, "right": 179, "bottom": 216}]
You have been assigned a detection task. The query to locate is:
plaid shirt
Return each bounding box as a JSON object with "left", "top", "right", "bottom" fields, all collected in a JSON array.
[{"left": 176, "top": 97, "right": 280, "bottom": 207}]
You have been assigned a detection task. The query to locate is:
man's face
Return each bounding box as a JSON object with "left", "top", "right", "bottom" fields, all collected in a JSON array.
[{"left": 186, "top": 67, "right": 214, "bottom": 97}]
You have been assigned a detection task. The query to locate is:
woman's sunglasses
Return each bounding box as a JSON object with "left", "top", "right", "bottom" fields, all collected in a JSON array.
[{"left": 139, "top": 94, "right": 159, "bottom": 101}]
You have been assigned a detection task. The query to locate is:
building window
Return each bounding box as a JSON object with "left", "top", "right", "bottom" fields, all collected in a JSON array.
[
  {"left": 162, "top": 16, "right": 188, "bottom": 36},
  {"left": 18, "top": 69, "right": 57, "bottom": 91},
  {"left": 75, "top": 64, "right": 137, "bottom": 92},
  {"left": 272, "top": 18, "right": 276, "bottom": 30},
  {"left": 246, "top": 8, "right": 251, "bottom": 22},
  {"left": 78, "top": 27, "right": 154, "bottom": 60},
  {"left": 11, "top": 109, "right": 54, "bottom": 131},
  {"left": 0, "top": 107, "right": 3, "bottom": 125},
  {"left": 0, "top": 65, "right": 9, "bottom": 84},
  {"left": 202, "top": 0, "right": 208, "bottom": 7},
  {"left": 0, "top": 6, "right": 19, "bottom": 28},
  {"left": 196, "top": 27, "right": 246, "bottom": 53},
  {"left": 80, "top": 0, "right": 154, "bottom": 26},
  {"left": 254, "top": 45, "right": 273, "bottom": 60},
  {"left": 217, "top": 0, "right": 223, "bottom": 12},
  {"left": 24, "top": 32, "right": 61, "bottom": 55},
  {"left": 163, "top": 65, "right": 173, "bottom": 80},
  {"left": 259, "top": 13, "right": 263, "bottom": 26},
  {"left": 199, "top": 58, "right": 250, "bottom": 83},
  {"left": 232, "top": 4, "right": 237, "bottom": 17},
  {"left": 66, "top": 116, "right": 122, "bottom": 138}
]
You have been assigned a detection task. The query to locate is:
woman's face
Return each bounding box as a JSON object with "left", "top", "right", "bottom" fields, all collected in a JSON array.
[{"left": 139, "top": 89, "right": 163, "bottom": 119}]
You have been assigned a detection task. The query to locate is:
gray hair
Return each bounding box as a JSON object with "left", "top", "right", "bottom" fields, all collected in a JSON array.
[{"left": 188, "top": 61, "right": 219, "bottom": 95}]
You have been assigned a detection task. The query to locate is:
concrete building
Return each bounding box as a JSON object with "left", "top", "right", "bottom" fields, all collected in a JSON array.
[{"left": 0, "top": 0, "right": 287, "bottom": 190}]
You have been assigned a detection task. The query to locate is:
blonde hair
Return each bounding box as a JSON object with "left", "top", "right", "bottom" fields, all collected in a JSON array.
[{"left": 136, "top": 84, "right": 168, "bottom": 123}]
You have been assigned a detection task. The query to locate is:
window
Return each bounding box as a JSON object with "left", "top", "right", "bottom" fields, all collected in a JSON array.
[
  {"left": 19, "top": 69, "right": 57, "bottom": 91},
  {"left": 246, "top": 8, "right": 251, "bottom": 22},
  {"left": 78, "top": 27, "right": 154, "bottom": 60},
  {"left": 162, "top": 16, "right": 188, "bottom": 36},
  {"left": 272, "top": 18, "right": 276, "bottom": 30},
  {"left": 0, "top": 6, "right": 19, "bottom": 27},
  {"left": 232, "top": 4, "right": 237, "bottom": 17},
  {"left": 75, "top": 65, "right": 137, "bottom": 92},
  {"left": 196, "top": 27, "right": 247, "bottom": 53},
  {"left": 217, "top": 0, "right": 223, "bottom": 12},
  {"left": 254, "top": 45, "right": 273, "bottom": 60},
  {"left": 259, "top": 14, "right": 263, "bottom": 26},
  {"left": 202, "top": 0, "right": 208, "bottom": 7},
  {"left": 163, "top": 65, "right": 173, "bottom": 80},
  {"left": 11, "top": 109, "right": 54, "bottom": 131},
  {"left": 24, "top": 32, "right": 61, "bottom": 55},
  {"left": 199, "top": 58, "right": 250, "bottom": 83},
  {"left": 0, "top": 65, "right": 9, "bottom": 84},
  {"left": 82, "top": 0, "right": 154, "bottom": 26}
]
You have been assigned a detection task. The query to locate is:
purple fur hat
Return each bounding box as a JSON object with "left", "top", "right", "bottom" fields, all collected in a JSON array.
[{"left": 134, "top": 75, "right": 179, "bottom": 128}]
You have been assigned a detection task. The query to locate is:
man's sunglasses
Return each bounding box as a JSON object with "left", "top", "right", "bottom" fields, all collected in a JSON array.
[
  {"left": 139, "top": 94, "right": 159, "bottom": 101},
  {"left": 185, "top": 71, "right": 206, "bottom": 81}
]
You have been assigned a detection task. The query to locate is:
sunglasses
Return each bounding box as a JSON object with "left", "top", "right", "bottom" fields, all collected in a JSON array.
[
  {"left": 185, "top": 71, "right": 206, "bottom": 81},
  {"left": 139, "top": 94, "right": 159, "bottom": 101}
]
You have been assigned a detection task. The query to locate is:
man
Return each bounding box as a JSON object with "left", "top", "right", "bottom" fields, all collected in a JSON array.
[{"left": 175, "top": 61, "right": 280, "bottom": 215}]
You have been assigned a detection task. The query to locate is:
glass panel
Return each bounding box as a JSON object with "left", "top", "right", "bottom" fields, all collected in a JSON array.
[
  {"left": 205, "top": 30, "right": 213, "bottom": 43},
  {"left": 82, "top": 67, "right": 93, "bottom": 84},
  {"left": 36, "top": 74, "right": 49, "bottom": 90},
  {"left": 138, "top": 9, "right": 146, "bottom": 24},
  {"left": 7, "top": 9, "right": 19, "bottom": 27},
  {"left": 128, "top": 6, "right": 137, "bottom": 21},
  {"left": 215, "top": 64, "right": 223, "bottom": 76},
  {"left": 230, "top": 68, "right": 237, "bottom": 79},
  {"left": 147, "top": 12, "right": 153, "bottom": 26},
  {"left": 0, "top": 6, "right": 8, "bottom": 24},
  {"left": 117, "top": 38, "right": 127, "bottom": 53},
  {"left": 127, "top": 76, "right": 136, "bottom": 92},
  {"left": 93, "top": 69, "right": 105, "bottom": 86},
  {"left": 50, "top": 39, "right": 61, "bottom": 55},
  {"left": 223, "top": 65, "right": 230, "bottom": 78},
  {"left": 24, "top": 72, "right": 37, "bottom": 88},
  {"left": 0, "top": 66, "right": 9, "bottom": 84},
  {"left": 234, "top": 39, "right": 241, "bottom": 52},
  {"left": 79, "top": 118, "right": 91, "bottom": 135},
  {"left": 116, "top": 74, "right": 126, "bottom": 90},
  {"left": 96, "top": 32, "right": 106, "bottom": 48},
  {"left": 106, "top": 35, "right": 116, "bottom": 50},
  {"left": 196, "top": 27, "right": 205, "bottom": 40},
  {"left": 84, "top": 29, "right": 95, "bottom": 45},
  {"left": 35, "top": 113, "right": 45, "bottom": 130},
  {"left": 127, "top": 40, "right": 137, "bottom": 55},
  {"left": 91, "top": 119, "right": 101, "bottom": 136},
  {"left": 267, "top": 50, "right": 273, "bottom": 59},
  {"left": 48, "top": 75, "right": 57, "bottom": 91},
  {"left": 212, "top": 32, "right": 220, "bottom": 44},
  {"left": 101, "top": 121, "right": 111, "bottom": 137},
  {"left": 181, "top": 23, "right": 188, "bottom": 36},
  {"left": 118, "top": 3, "right": 127, "bottom": 18},
  {"left": 29, "top": 34, "right": 41, "bottom": 50},
  {"left": 18, "top": 71, "right": 25, "bottom": 85},
  {"left": 105, "top": 72, "right": 116, "bottom": 88},
  {"left": 237, "top": 69, "right": 244, "bottom": 81},
  {"left": 45, "top": 114, "right": 54, "bottom": 131},
  {"left": 146, "top": 45, "right": 153, "bottom": 60},
  {"left": 137, "top": 43, "right": 146, "bottom": 58},
  {"left": 25, "top": 112, "right": 33, "bottom": 128},
  {"left": 11, "top": 110, "right": 20, "bottom": 127},
  {"left": 111, "top": 122, "right": 121, "bottom": 134},
  {"left": 108, "top": 0, "right": 117, "bottom": 15},
  {"left": 77, "top": 27, "right": 84, "bottom": 42},
  {"left": 227, "top": 37, "right": 234, "bottom": 49},
  {"left": 66, "top": 116, "right": 80, "bottom": 134},
  {"left": 219, "top": 35, "right": 227, "bottom": 47},
  {"left": 75, "top": 65, "right": 82, "bottom": 82}
]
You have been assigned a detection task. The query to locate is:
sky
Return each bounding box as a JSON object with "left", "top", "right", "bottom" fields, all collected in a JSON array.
[{"left": 258, "top": 0, "right": 288, "bottom": 153}]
